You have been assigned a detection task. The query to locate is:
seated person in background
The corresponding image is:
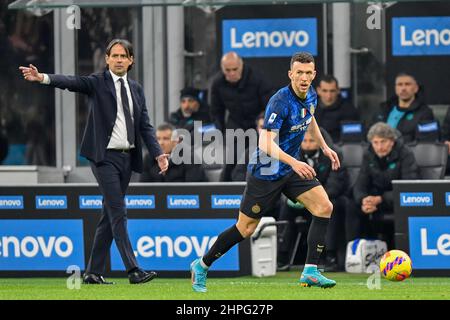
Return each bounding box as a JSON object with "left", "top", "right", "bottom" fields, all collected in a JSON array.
[
  {"left": 442, "top": 107, "right": 450, "bottom": 175},
  {"left": 140, "top": 123, "right": 207, "bottom": 182},
  {"left": 169, "top": 87, "right": 211, "bottom": 134},
  {"left": 315, "top": 75, "right": 359, "bottom": 143},
  {"left": 277, "top": 129, "right": 349, "bottom": 271},
  {"left": 347, "top": 122, "right": 419, "bottom": 248},
  {"left": 372, "top": 72, "right": 434, "bottom": 143}
]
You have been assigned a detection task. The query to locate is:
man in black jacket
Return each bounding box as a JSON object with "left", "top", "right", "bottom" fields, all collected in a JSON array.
[
  {"left": 277, "top": 129, "right": 349, "bottom": 271},
  {"left": 140, "top": 123, "right": 207, "bottom": 182},
  {"left": 210, "top": 52, "right": 274, "bottom": 132},
  {"left": 210, "top": 52, "right": 274, "bottom": 181},
  {"left": 315, "top": 75, "right": 360, "bottom": 143},
  {"left": 348, "top": 122, "right": 419, "bottom": 247},
  {"left": 169, "top": 87, "right": 211, "bottom": 134},
  {"left": 373, "top": 73, "right": 434, "bottom": 143},
  {"left": 20, "top": 39, "right": 169, "bottom": 285}
]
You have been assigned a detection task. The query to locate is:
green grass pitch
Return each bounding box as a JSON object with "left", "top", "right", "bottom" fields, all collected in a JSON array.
[{"left": 0, "top": 272, "right": 449, "bottom": 300}]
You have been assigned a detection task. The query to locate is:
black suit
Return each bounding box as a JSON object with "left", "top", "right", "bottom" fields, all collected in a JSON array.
[{"left": 47, "top": 70, "right": 162, "bottom": 274}]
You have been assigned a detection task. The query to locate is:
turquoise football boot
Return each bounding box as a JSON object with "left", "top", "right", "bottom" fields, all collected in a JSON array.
[
  {"left": 299, "top": 265, "right": 336, "bottom": 288},
  {"left": 190, "top": 258, "right": 208, "bottom": 293}
]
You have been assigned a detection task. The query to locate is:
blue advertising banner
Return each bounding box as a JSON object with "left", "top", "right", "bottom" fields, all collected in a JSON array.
[
  {"left": 0, "top": 220, "right": 84, "bottom": 270},
  {"left": 222, "top": 18, "right": 317, "bottom": 57},
  {"left": 409, "top": 217, "right": 450, "bottom": 269},
  {"left": 111, "top": 219, "right": 239, "bottom": 271},
  {"left": 392, "top": 16, "right": 450, "bottom": 56}
]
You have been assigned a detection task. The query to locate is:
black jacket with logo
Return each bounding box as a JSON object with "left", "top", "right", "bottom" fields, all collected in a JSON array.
[
  {"left": 314, "top": 97, "right": 360, "bottom": 143},
  {"left": 353, "top": 141, "right": 419, "bottom": 211},
  {"left": 210, "top": 64, "right": 274, "bottom": 131},
  {"left": 373, "top": 95, "right": 434, "bottom": 143}
]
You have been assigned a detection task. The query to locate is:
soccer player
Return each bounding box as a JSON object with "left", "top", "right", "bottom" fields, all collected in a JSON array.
[{"left": 190, "top": 52, "right": 341, "bottom": 292}]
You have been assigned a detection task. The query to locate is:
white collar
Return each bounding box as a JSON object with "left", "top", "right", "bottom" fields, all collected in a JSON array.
[{"left": 109, "top": 70, "right": 128, "bottom": 83}]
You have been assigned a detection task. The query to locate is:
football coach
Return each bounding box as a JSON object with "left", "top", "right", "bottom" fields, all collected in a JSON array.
[{"left": 20, "top": 39, "right": 169, "bottom": 285}]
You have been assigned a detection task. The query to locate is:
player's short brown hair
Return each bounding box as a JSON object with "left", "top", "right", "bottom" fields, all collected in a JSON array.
[{"left": 290, "top": 52, "right": 315, "bottom": 69}]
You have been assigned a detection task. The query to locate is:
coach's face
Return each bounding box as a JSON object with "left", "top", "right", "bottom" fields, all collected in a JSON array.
[
  {"left": 289, "top": 61, "right": 316, "bottom": 97},
  {"left": 371, "top": 136, "right": 395, "bottom": 158},
  {"left": 106, "top": 44, "right": 134, "bottom": 77}
]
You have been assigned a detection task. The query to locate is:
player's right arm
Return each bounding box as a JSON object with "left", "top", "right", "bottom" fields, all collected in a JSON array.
[{"left": 19, "top": 64, "right": 93, "bottom": 95}]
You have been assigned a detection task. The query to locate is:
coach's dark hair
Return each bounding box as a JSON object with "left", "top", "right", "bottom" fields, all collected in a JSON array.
[
  {"left": 290, "top": 52, "right": 315, "bottom": 68},
  {"left": 157, "top": 123, "right": 175, "bottom": 132},
  {"left": 105, "top": 39, "right": 134, "bottom": 71},
  {"left": 318, "top": 74, "right": 339, "bottom": 88}
]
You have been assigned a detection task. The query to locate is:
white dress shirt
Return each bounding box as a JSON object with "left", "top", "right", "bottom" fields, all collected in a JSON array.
[
  {"left": 41, "top": 71, "right": 135, "bottom": 150},
  {"left": 107, "top": 70, "right": 135, "bottom": 150}
]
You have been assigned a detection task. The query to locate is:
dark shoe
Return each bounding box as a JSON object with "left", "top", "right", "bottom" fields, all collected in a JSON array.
[
  {"left": 128, "top": 269, "right": 157, "bottom": 284},
  {"left": 83, "top": 273, "right": 115, "bottom": 285}
]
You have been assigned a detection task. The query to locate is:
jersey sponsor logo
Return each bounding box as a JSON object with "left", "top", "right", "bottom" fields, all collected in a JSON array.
[
  {"left": 267, "top": 112, "right": 277, "bottom": 124},
  {"left": 290, "top": 117, "right": 312, "bottom": 132},
  {"left": 392, "top": 16, "right": 450, "bottom": 56},
  {"left": 222, "top": 18, "right": 318, "bottom": 57}
]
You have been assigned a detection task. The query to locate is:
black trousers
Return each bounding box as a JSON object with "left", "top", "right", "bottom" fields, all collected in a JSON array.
[{"left": 86, "top": 150, "right": 138, "bottom": 275}]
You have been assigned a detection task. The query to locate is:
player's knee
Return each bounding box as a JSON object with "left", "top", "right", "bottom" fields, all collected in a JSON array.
[
  {"left": 236, "top": 222, "right": 258, "bottom": 238},
  {"left": 314, "top": 200, "right": 333, "bottom": 218}
]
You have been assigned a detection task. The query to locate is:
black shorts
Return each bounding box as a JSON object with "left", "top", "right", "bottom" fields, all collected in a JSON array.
[{"left": 240, "top": 171, "right": 322, "bottom": 219}]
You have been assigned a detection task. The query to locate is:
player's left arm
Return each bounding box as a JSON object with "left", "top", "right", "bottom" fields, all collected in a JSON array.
[{"left": 308, "top": 116, "right": 340, "bottom": 170}]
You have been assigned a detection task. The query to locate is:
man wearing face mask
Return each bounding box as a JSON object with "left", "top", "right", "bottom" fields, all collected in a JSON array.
[{"left": 347, "top": 122, "right": 419, "bottom": 248}]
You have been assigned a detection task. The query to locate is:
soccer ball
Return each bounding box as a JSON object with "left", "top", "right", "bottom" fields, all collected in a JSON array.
[{"left": 379, "top": 250, "right": 412, "bottom": 281}]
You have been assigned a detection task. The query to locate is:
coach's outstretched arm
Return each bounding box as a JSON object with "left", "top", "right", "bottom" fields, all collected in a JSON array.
[
  {"left": 19, "top": 64, "right": 93, "bottom": 94},
  {"left": 259, "top": 128, "right": 317, "bottom": 180}
]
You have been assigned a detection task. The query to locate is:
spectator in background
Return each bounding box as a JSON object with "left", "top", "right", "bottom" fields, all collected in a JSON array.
[
  {"left": 373, "top": 72, "right": 434, "bottom": 143},
  {"left": 277, "top": 129, "right": 348, "bottom": 271},
  {"left": 169, "top": 87, "right": 211, "bottom": 134},
  {"left": 140, "top": 123, "right": 206, "bottom": 182},
  {"left": 210, "top": 51, "right": 274, "bottom": 181},
  {"left": 347, "top": 122, "right": 419, "bottom": 248},
  {"left": 315, "top": 75, "right": 360, "bottom": 143},
  {"left": 442, "top": 107, "right": 450, "bottom": 175}
]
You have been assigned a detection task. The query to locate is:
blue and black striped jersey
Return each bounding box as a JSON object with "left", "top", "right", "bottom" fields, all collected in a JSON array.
[{"left": 248, "top": 85, "right": 317, "bottom": 180}]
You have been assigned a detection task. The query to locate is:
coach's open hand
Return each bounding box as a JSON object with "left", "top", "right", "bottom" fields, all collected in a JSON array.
[
  {"left": 19, "top": 64, "right": 44, "bottom": 82},
  {"left": 156, "top": 154, "right": 170, "bottom": 174}
]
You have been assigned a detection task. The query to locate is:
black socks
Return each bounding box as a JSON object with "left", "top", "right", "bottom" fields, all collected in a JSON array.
[
  {"left": 305, "top": 216, "right": 330, "bottom": 265},
  {"left": 202, "top": 225, "right": 244, "bottom": 267}
]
